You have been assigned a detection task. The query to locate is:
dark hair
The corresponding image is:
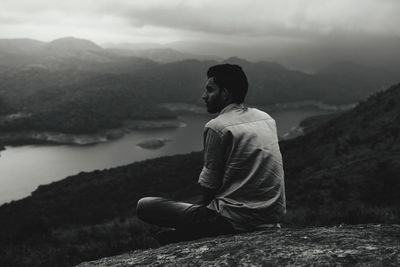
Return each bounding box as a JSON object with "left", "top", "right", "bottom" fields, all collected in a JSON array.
[{"left": 207, "top": 64, "right": 248, "bottom": 104}]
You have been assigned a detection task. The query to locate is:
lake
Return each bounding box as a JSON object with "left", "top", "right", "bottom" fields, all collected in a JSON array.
[{"left": 0, "top": 108, "right": 331, "bottom": 204}]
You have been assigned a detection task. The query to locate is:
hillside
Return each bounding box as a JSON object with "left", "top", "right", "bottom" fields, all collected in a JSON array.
[
  {"left": 0, "top": 83, "right": 399, "bottom": 266},
  {"left": 0, "top": 37, "right": 157, "bottom": 73},
  {"left": 0, "top": 39, "right": 45, "bottom": 72},
  {"left": 78, "top": 224, "right": 400, "bottom": 266},
  {"left": 121, "top": 57, "right": 398, "bottom": 105},
  {"left": 0, "top": 69, "right": 176, "bottom": 134},
  {"left": 281, "top": 83, "right": 400, "bottom": 224},
  {"left": 105, "top": 47, "right": 219, "bottom": 63},
  {"left": 316, "top": 62, "right": 399, "bottom": 103}
]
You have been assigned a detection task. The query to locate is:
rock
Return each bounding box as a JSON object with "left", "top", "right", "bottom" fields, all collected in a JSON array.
[{"left": 77, "top": 224, "right": 400, "bottom": 266}]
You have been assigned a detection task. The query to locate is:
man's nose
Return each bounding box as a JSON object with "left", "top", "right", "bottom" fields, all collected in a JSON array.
[{"left": 201, "top": 91, "right": 207, "bottom": 100}]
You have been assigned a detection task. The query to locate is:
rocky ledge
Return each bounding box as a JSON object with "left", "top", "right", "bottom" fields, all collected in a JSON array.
[{"left": 77, "top": 224, "right": 400, "bottom": 266}]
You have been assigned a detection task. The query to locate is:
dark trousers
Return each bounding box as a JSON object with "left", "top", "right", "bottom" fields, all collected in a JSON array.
[{"left": 136, "top": 197, "right": 237, "bottom": 244}]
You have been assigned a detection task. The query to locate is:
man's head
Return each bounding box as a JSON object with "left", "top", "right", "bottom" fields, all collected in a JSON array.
[{"left": 202, "top": 64, "right": 248, "bottom": 114}]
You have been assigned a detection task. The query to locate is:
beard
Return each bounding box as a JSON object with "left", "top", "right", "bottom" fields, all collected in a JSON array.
[{"left": 206, "top": 90, "right": 224, "bottom": 114}]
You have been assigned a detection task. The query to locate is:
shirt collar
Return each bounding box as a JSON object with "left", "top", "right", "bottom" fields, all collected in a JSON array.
[{"left": 219, "top": 103, "right": 246, "bottom": 115}]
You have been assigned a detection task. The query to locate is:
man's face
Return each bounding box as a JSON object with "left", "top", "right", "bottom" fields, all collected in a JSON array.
[{"left": 202, "top": 77, "right": 224, "bottom": 114}]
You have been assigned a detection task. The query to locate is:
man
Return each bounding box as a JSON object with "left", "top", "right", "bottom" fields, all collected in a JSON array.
[{"left": 137, "top": 64, "right": 286, "bottom": 243}]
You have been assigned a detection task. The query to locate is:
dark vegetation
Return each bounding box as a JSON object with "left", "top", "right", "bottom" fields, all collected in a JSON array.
[
  {"left": 0, "top": 83, "right": 400, "bottom": 266},
  {"left": 0, "top": 96, "right": 14, "bottom": 115},
  {"left": 0, "top": 70, "right": 175, "bottom": 133},
  {"left": 281, "top": 83, "right": 400, "bottom": 225}
]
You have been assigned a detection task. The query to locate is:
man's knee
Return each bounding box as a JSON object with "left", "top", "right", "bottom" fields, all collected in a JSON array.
[{"left": 136, "top": 197, "right": 161, "bottom": 221}]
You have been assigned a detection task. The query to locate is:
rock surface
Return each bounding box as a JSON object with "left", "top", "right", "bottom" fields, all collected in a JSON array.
[{"left": 77, "top": 224, "right": 400, "bottom": 266}]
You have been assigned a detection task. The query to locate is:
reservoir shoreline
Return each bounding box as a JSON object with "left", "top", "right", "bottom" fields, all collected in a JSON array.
[
  {"left": 0, "top": 119, "right": 185, "bottom": 149},
  {"left": 0, "top": 101, "right": 353, "bottom": 151}
]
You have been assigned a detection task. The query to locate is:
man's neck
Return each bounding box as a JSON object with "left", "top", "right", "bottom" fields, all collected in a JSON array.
[{"left": 219, "top": 103, "right": 245, "bottom": 115}]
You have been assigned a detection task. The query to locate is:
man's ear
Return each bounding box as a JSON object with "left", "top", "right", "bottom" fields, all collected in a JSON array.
[{"left": 222, "top": 88, "right": 232, "bottom": 102}]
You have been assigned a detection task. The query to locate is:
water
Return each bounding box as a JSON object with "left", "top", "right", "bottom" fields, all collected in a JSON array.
[{"left": 0, "top": 108, "right": 331, "bottom": 204}]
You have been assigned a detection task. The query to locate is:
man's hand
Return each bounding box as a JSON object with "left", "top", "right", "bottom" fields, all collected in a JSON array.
[{"left": 198, "top": 185, "right": 219, "bottom": 206}]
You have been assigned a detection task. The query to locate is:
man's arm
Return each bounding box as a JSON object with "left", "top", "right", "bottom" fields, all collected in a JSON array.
[
  {"left": 198, "top": 186, "right": 219, "bottom": 205},
  {"left": 197, "top": 128, "right": 225, "bottom": 205}
]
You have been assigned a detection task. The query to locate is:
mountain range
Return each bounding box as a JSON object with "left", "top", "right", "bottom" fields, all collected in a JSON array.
[
  {"left": 0, "top": 37, "right": 157, "bottom": 73},
  {"left": 0, "top": 36, "right": 398, "bottom": 136},
  {"left": 0, "top": 37, "right": 397, "bottom": 93}
]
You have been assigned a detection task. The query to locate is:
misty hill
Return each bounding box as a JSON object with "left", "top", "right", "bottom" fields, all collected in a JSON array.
[
  {"left": 120, "top": 57, "right": 398, "bottom": 105},
  {"left": 0, "top": 69, "right": 176, "bottom": 134},
  {"left": 316, "top": 62, "right": 399, "bottom": 103},
  {"left": 161, "top": 38, "right": 400, "bottom": 76},
  {"left": 105, "top": 47, "right": 219, "bottom": 63},
  {"left": 46, "top": 37, "right": 102, "bottom": 53},
  {"left": 281, "top": 83, "right": 400, "bottom": 223},
  {"left": 0, "top": 38, "right": 45, "bottom": 72},
  {"left": 0, "top": 37, "right": 158, "bottom": 73},
  {"left": 0, "top": 83, "right": 399, "bottom": 266},
  {"left": 0, "top": 38, "right": 45, "bottom": 54},
  {"left": 42, "top": 37, "right": 159, "bottom": 73}
]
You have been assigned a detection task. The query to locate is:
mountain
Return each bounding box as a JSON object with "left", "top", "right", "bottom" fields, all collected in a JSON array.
[
  {"left": 0, "top": 83, "right": 399, "bottom": 266},
  {"left": 128, "top": 57, "right": 398, "bottom": 106},
  {"left": 0, "top": 38, "right": 45, "bottom": 71},
  {"left": 0, "top": 68, "right": 176, "bottom": 134},
  {"left": 315, "top": 62, "right": 398, "bottom": 103},
  {"left": 103, "top": 41, "right": 221, "bottom": 63},
  {"left": 162, "top": 37, "right": 400, "bottom": 75},
  {"left": 46, "top": 37, "right": 102, "bottom": 52},
  {"left": 38, "top": 37, "right": 159, "bottom": 72},
  {"left": 280, "top": 82, "right": 400, "bottom": 224},
  {"left": 105, "top": 47, "right": 220, "bottom": 63},
  {"left": 103, "top": 42, "right": 164, "bottom": 50},
  {"left": 0, "top": 37, "right": 158, "bottom": 73},
  {"left": 128, "top": 57, "right": 334, "bottom": 105},
  {"left": 0, "top": 38, "right": 45, "bottom": 54},
  {"left": 43, "top": 37, "right": 113, "bottom": 62}
]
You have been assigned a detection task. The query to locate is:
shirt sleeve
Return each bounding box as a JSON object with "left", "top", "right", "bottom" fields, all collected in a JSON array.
[{"left": 198, "top": 127, "right": 225, "bottom": 189}]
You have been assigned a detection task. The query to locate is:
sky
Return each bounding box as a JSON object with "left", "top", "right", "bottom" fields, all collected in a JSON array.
[{"left": 1, "top": 0, "right": 400, "bottom": 69}]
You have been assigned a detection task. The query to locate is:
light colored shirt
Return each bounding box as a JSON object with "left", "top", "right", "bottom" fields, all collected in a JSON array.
[{"left": 198, "top": 103, "right": 286, "bottom": 231}]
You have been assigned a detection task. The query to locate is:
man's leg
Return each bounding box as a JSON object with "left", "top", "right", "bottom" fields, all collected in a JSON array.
[{"left": 136, "top": 197, "right": 236, "bottom": 243}]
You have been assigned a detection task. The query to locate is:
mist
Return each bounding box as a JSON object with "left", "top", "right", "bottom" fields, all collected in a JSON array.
[{"left": 1, "top": 0, "right": 399, "bottom": 71}]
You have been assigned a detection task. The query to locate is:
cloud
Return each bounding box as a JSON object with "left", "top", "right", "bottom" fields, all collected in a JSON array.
[
  {"left": 1, "top": 0, "right": 399, "bottom": 41},
  {"left": 110, "top": 0, "right": 400, "bottom": 39},
  {"left": 0, "top": 0, "right": 399, "bottom": 70}
]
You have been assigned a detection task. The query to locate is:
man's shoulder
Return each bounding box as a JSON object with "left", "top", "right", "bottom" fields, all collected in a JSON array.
[
  {"left": 205, "top": 117, "right": 222, "bottom": 132},
  {"left": 247, "top": 107, "right": 272, "bottom": 118},
  {"left": 205, "top": 107, "right": 273, "bottom": 132}
]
